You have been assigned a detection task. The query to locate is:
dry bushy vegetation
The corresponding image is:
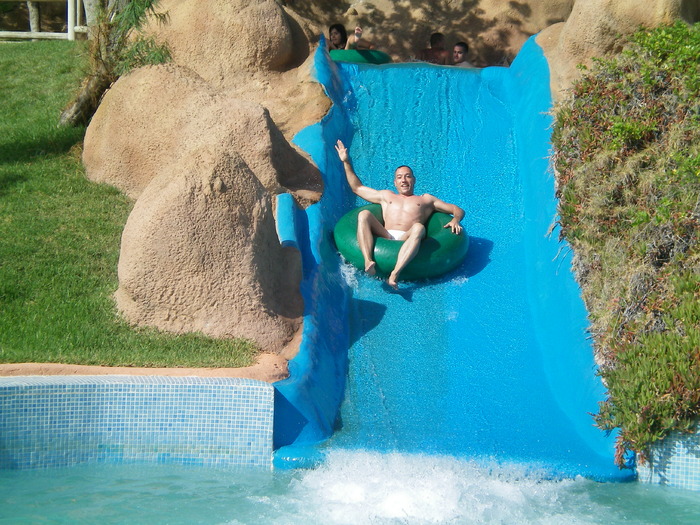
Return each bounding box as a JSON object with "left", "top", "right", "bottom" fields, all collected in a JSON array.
[{"left": 552, "top": 22, "right": 700, "bottom": 466}]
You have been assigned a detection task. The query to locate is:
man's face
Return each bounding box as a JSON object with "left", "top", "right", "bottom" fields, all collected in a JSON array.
[
  {"left": 453, "top": 46, "right": 466, "bottom": 64},
  {"left": 394, "top": 167, "right": 415, "bottom": 195}
]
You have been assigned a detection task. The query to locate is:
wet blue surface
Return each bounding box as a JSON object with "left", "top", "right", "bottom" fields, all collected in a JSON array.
[{"left": 279, "top": 37, "right": 632, "bottom": 481}]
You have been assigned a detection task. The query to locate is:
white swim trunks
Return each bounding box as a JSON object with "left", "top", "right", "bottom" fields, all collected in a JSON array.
[{"left": 387, "top": 229, "right": 406, "bottom": 240}]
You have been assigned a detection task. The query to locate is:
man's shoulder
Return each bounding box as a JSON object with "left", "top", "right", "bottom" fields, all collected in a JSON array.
[{"left": 376, "top": 189, "right": 397, "bottom": 202}]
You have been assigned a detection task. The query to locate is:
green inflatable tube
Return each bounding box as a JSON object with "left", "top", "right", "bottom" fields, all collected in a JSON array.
[
  {"left": 329, "top": 49, "right": 393, "bottom": 65},
  {"left": 333, "top": 204, "right": 469, "bottom": 281}
]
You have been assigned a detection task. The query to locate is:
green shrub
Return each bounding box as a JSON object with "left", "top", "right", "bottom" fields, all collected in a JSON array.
[{"left": 552, "top": 21, "right": 700, "bottom": 464}]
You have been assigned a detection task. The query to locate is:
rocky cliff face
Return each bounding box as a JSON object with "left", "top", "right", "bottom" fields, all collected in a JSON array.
[{"left": 82, "top": 0, "right": 699, "bottom": 357}]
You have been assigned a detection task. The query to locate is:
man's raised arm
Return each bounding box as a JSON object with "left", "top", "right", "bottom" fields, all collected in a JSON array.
[{"left": 335, "top": 140, "right": 382, "bottom": 203}]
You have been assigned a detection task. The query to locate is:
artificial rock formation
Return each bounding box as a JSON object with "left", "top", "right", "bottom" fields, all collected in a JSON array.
[
  {"left": 150, "top": 0, "right": 302, "bottom": 76},
  {"left": 83, "top": 64, "right": 322, "bottom": 201},
  {"left": 84, "top": 61, "right": 315, "bottom": 351},
  {"left": 82, "top": 0, "right": 328, "bottom": 355},
  {"left": 146, "top": 0, "right": 330, "bottom": 137},
  {"left": 114, "top": 146, "right": 303, "bottom": 352},
  {"left": 537, "top": 0, "right": 700, "bottom": 99}
]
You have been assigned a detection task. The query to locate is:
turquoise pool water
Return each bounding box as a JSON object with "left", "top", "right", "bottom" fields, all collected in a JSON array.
[{"left": 2, "top": 451, "right": 700, "bottom": 524}]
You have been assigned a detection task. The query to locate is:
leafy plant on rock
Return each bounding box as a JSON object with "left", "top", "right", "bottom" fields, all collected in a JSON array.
[
  {"left": 552, "top": 21, "right": 700, "bottom": 465},
  {"left": 60, "top": 0, "right": 171, "bottom": 126}
]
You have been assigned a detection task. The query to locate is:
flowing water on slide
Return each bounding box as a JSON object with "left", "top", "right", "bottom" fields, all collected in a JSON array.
[{"left": 322, "top": 44, "right": 622, "bottom": 481}]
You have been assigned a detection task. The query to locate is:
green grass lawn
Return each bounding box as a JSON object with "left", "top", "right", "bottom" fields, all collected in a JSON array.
[{"left": 0, "top": 40, "right": 257, "bottom": 368}]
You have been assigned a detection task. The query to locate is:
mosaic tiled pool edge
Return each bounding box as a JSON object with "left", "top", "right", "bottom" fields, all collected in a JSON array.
[
  {"left": 0, "top": 376, "right": 274, "bottom": 470},
  {"left": 637, "top": 428, "right": 700, "bottom": 491}
]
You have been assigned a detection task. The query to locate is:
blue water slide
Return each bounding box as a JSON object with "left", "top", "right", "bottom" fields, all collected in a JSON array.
[{"left": 273, "top": 36, "right": 632, "bottom": 481}]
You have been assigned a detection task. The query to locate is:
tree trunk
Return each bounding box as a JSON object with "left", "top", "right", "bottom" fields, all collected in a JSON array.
[
  {"left": 83, "top": 0, "right": 103, "bottom": 27},
  {"left": 58, "top": 64, "right": 114, "bottom": 127},
  {"left": 107, "top": 0, "right": 129, "bottom": 14},
  {"left": 59, "top": 1, "right": 112, "bottom": 127}
]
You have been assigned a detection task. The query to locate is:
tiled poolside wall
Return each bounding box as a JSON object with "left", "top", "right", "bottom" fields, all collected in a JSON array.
[
  {"left": 0, "top": 376, "right": 274, "bottom": 470},
  {"left": 637, "top": 429, "right": 700, "bottom": 491}
]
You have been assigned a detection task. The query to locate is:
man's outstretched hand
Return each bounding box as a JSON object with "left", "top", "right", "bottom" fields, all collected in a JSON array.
[{"left": 335, "top": 140, "right": 349, "bottom": 163}]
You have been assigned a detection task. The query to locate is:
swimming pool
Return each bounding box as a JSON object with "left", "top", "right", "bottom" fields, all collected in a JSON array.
[{"left": 2, "top": 450, "right": 700, "bottom": 524}]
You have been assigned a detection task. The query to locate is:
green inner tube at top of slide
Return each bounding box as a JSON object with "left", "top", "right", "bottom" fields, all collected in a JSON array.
[
  {"left": 333, "top": 204, "right": 469, "bottom": 281},
  {"left": 329, "top": 49, "right": 393, "bottom": 65}
]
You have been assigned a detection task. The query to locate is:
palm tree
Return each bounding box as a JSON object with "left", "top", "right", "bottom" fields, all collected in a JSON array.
[{"left": 60, "top": 0, "right": 170, "bottom": 126}]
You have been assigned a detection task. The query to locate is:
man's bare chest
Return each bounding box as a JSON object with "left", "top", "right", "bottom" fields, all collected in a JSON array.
[{"left": 382, "top": 195, "right": 432, "bottom": 222}]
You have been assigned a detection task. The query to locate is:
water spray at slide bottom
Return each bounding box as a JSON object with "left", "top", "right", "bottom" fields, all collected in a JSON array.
[{"left": 273, "top": 36, "right": 633, "bottom": 482}]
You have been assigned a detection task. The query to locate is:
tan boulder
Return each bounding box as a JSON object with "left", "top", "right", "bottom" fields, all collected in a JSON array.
[
  {"left": 560, "top": 0, "right": 677, "bottom": 57},
  {"left": 146, "top": 0, "right": 331, "bottom": 137},
  {"left": 83, "top": 64, "right": 322, "bottom": 202},
  {"left": 150, "top": 0, "right": 304, "bottom": 78},
  {"left": 114, "top": 146, "right": 303, "bottom": 352},
  {"left": 538, "top": 0, "right": 700, "bottom": 99},
  {"left": 80, "top": 2, "right": 329, "bottom": 361},
  {"left": 446, "top": 0, "right": 575, "bottom": 65}
]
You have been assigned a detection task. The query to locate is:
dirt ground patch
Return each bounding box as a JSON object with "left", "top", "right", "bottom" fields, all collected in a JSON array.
[{"left": 0, "top": 353, "right": 288, "bottom": 383}]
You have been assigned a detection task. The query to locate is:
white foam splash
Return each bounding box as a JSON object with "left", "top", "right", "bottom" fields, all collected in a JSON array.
[
  {"left": 339, "top": 261, "right": 360, "bottom": 290},
  {"left": 449, "top": 275, "right": 469, "bottom": 286},
  {"left": 285, "top": 450, "right": 610, "bottom": 525}
]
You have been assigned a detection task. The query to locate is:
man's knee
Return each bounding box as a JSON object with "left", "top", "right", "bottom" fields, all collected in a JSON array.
[
  {"left": 357, "top": 209, "right": 374, "bottom": 224},
  {"left": 357, "top": 209, "right": 382, "bottom": 234}
]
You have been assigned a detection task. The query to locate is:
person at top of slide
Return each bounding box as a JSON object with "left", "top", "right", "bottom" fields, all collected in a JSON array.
[
  {"left": 335, "top": 140, "right": 464, "bottom": 289},
  {"left": 328, "top": 24, "right": 348, "bottom": 50},
  {"left": 329, "top": 24, "right": 376, "bottom": 51},
  {"left": 453, "top": 41, "right": 474, "bottom": 67},
  {"left": 417, "top": 32, "right": 450, "bottom": 65}
]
